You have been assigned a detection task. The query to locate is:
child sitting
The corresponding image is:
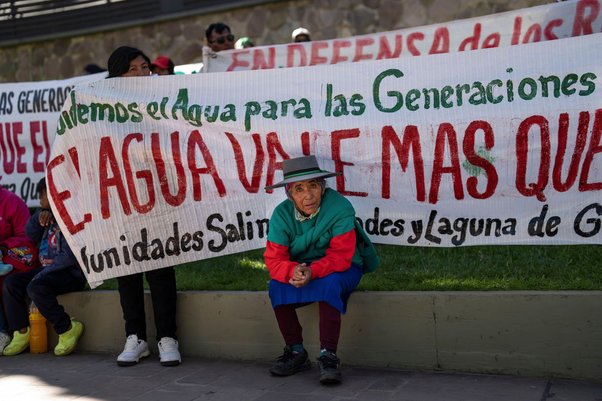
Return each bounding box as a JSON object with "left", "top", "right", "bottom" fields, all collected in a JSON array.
[
  {"left": 2, "top": 177, "right": 87, "bottom": 356},
  {"left": 0, "top": 184, "right": 39, "bottom": 352}
]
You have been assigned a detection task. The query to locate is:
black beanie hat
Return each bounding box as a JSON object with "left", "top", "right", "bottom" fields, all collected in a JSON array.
[{"left": 107, "top": 46, "right": 150, "bottom": 78}]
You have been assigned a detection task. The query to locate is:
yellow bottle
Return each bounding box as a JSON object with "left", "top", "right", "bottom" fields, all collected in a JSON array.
[{"left": 29, "top": 303, "right": 48, "bottom": 354}]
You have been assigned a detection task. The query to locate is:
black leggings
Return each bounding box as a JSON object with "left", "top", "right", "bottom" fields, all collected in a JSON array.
[{"left": 117, "top": 266, "right": 177, "bottom": 342}]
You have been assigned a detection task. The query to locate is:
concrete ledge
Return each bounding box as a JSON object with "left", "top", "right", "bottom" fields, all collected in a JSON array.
[{"left": 51, "top": 291, "right": 602, "bottom": 381}]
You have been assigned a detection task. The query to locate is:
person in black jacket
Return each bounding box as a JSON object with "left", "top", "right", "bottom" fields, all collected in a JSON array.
[{"left": 2, "top": 177, "right": 87, "bottom": 356}]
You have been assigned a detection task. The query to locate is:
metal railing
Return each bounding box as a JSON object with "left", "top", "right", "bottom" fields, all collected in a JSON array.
[{"left": 0, "top": 0, "right": 274, "bottom": 46}]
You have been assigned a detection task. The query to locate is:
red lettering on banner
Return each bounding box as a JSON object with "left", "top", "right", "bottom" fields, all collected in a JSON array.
[
  {"left": 331, "top": 128, "right": 367, "bottom": 197},
  {"left": 310, "top": 41, "right": 329, "bottom": 65},
  {"left": 572, "top": 0, "right": 600, "bottom": 36},
  {"left": 287, "top": 44, "right": 307, "bottom": 67},
  {"left": 377, "top": 34, "right": 403, "bottom": 59},
  {"left": 30, "top": 121, "right": 49, "bottom": 173},
  {"left": 430, "top": 27, "right": 450, "bottom": 54},
  {"left": 332, "top": 40, "right": 352, "bottom": 64},
  {"left": 253, "top": 47, "right": 276, "bottom": 69},
  {"left": 227, "top": 51, "right": 251, "bottom": 71},
  {"left": 515, "top": 115, "right": 551, "bottom": 202},
  {"left": 99, "top": 136, "right": 132, "bottom": 219},
  {"left": 0, "top": 123, "right": 16, "bottom": 174},
  {"left": 381, "top": 125, "right": 426, "bottom": 202},
  {"left": 352, "top": 37, "right": 375, "bottom": 62},
  {"left": 12, "top": 122, "right": 26, "bottom": 173},
  {"left": 463, "top": 120, "right": 498, "bottom": 199},
  {"left": 187, "top": 130, "right": 226, "bottom": 200},
  {"left": 301, "top": 132, "right": 311, "bottom": 155},
  {"left": 225, "top": 132, "right": 265, "bottom": 193},
  {"left": 151, "top": 131, "right": 187, "bottom": 207},
  {"left": 265, "top": 132, "right": 290, "bottom": 192},
  {"left": 68, "top": 147, "right": 80, "bottom": 177},
  {"left": 511, "top": 17, "right": 553, "bottom": 45},
  {"left": 482, "top": 33, "right": 500, "bottom": 48},
  {"left": 459, "top": 24, "right": 481, "bottom": 51},
  {"left": 47, "top": 150, "right": 92, "bottom": 235},
  {"left": 458, "top": 23, "right": 501, "bottom": 50},
  {"left": 406, "top": 32, "right": 424, "bottom": 56},
  {"left": 544, "top": 19, "right": 563, "bottom": 40},
  {"left": 579, "top": 109, "right": 602, "bottom": 191},
  {"left": 430, "top": 123, "right": 464, "bottom": 204},
  {"left": 553, "top": 112, "right": 588, "bottom": 192},
  {"left": 522, "top": 24, "right": 542, "bottom": 43},
  {"left": 511, "top": 17, "right": 522, "bottom": 45},
  {"left": 122, "top": 133, "right": 155, "bottom": 214}
]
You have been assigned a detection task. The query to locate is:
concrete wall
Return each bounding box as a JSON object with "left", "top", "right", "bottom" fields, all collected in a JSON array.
[
  {"left": 50, "top": 291, "right": 602, "bottom": 382},
  {"left": 0, "top": 0, "right": 552, "bottom": 82}
]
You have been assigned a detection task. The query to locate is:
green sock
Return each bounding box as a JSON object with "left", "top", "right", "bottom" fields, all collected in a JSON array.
[{"left": 291, "top": 344, "right": 304, "bottom": 354}]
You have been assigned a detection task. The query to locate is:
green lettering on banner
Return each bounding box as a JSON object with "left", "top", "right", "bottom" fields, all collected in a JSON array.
[
  {"left": 373, "top": 68, "right": 404, "bottom": 113},
  {"left": 172, "top": 88, "right": 190, "bottom": 123}
]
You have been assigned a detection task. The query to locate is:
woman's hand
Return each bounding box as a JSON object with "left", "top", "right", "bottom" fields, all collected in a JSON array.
[{"left": 289, "top": 263, "right": 312, "bottom": 288}]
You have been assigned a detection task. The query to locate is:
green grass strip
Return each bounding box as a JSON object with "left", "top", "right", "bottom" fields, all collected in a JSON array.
[{"left": 97, "top": 244, "right": 602, "bottom": 291}]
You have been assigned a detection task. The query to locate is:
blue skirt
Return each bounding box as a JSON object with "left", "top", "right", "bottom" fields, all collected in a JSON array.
[{"left": 268, "top": 264, "right": 363, "bottom": 314}]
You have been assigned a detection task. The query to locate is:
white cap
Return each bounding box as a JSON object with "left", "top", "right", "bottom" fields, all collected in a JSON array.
[{"left": 292, "top": 27, "right": 311, "bottom": 40}]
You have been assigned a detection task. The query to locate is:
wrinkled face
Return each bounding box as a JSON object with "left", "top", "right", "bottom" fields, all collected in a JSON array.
[
  {"left": 121, "top": 55, "right": 151, "bottom": 77},
  {"left": 290, "top": 179, "right": 323, "bottom": 216},
  {"left": 39, "top": 188, "right": 50, "bottom": 209},
  {"left": 208, "top": 29, "right": 235, "bottom": 52}
]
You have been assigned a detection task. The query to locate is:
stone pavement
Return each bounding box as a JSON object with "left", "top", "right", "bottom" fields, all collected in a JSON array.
[{"left": 0, "top": 353, "right": 601, "bottom": 401}]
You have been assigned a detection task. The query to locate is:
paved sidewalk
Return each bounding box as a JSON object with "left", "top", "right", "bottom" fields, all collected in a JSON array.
[{"left": 0, "top": 353, "right": 600, "bottom": 401}]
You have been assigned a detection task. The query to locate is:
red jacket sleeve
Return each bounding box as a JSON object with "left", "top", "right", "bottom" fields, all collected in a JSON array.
[
  {"left": 1, "top": 194, "right": 30, "bottom": 250},
  {"left": 264, "top": 241, "right": 298, "bottom": 283},
  {"left": 309, "top": 229, "right": 356, "bottom": 279}
]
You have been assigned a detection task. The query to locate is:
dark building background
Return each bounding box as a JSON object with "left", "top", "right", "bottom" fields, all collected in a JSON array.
[{"left": 0, "top": 0, "right": 551, "bottom": 82}]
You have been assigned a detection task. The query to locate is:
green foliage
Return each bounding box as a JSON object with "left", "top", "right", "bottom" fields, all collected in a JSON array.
[{"left": 96, "top": 245, "right": 602, "bottom": 291}]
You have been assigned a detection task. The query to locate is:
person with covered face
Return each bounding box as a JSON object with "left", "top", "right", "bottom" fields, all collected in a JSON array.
[
  {"left": 264, "top": 155, "right": 378, "bottom": 385},
  {"left": 106, "top": 46, "right": 181, "bottom": 368}
]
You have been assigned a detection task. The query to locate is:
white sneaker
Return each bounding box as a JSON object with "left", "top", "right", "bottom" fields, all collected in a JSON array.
[
  {"left": 117, "top": 334, "right": 150, "bottom": 366},
  {"left": 0, "top": 331, "right": 10, "bottom": 354},
  {"left": 158, "top": 337, "right": 181, "bottom": 366}
]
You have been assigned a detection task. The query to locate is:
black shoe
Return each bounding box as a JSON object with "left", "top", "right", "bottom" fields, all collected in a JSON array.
[
  {"left": 269, "top": 346, "right": 311, "bottom": 376},
  {"left": 317, "top": 351, "right": 342, "bottom": 384}
]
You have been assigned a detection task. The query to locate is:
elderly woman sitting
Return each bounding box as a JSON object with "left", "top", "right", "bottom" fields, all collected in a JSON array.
[{"left": 264, "top": 155, "right": 378, "bottom": 384}]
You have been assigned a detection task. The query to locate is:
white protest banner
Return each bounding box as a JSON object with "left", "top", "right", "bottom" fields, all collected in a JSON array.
[
  {"left": 0, "top": 72, "right": 105, "bottom": 206},
  {"left": 3, "top": 2, "right": 599, "bottom": 205},
  {"left": 50, "top": 33, "right": 601, "bottom": 285},
  {"left": 204, "top": 0, "right": 602, "bottom": 73}
]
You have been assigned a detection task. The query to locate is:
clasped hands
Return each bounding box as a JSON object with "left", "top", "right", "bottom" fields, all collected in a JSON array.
[{"left": 289, "top": 263, "right": 311, "bottom": 288}]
